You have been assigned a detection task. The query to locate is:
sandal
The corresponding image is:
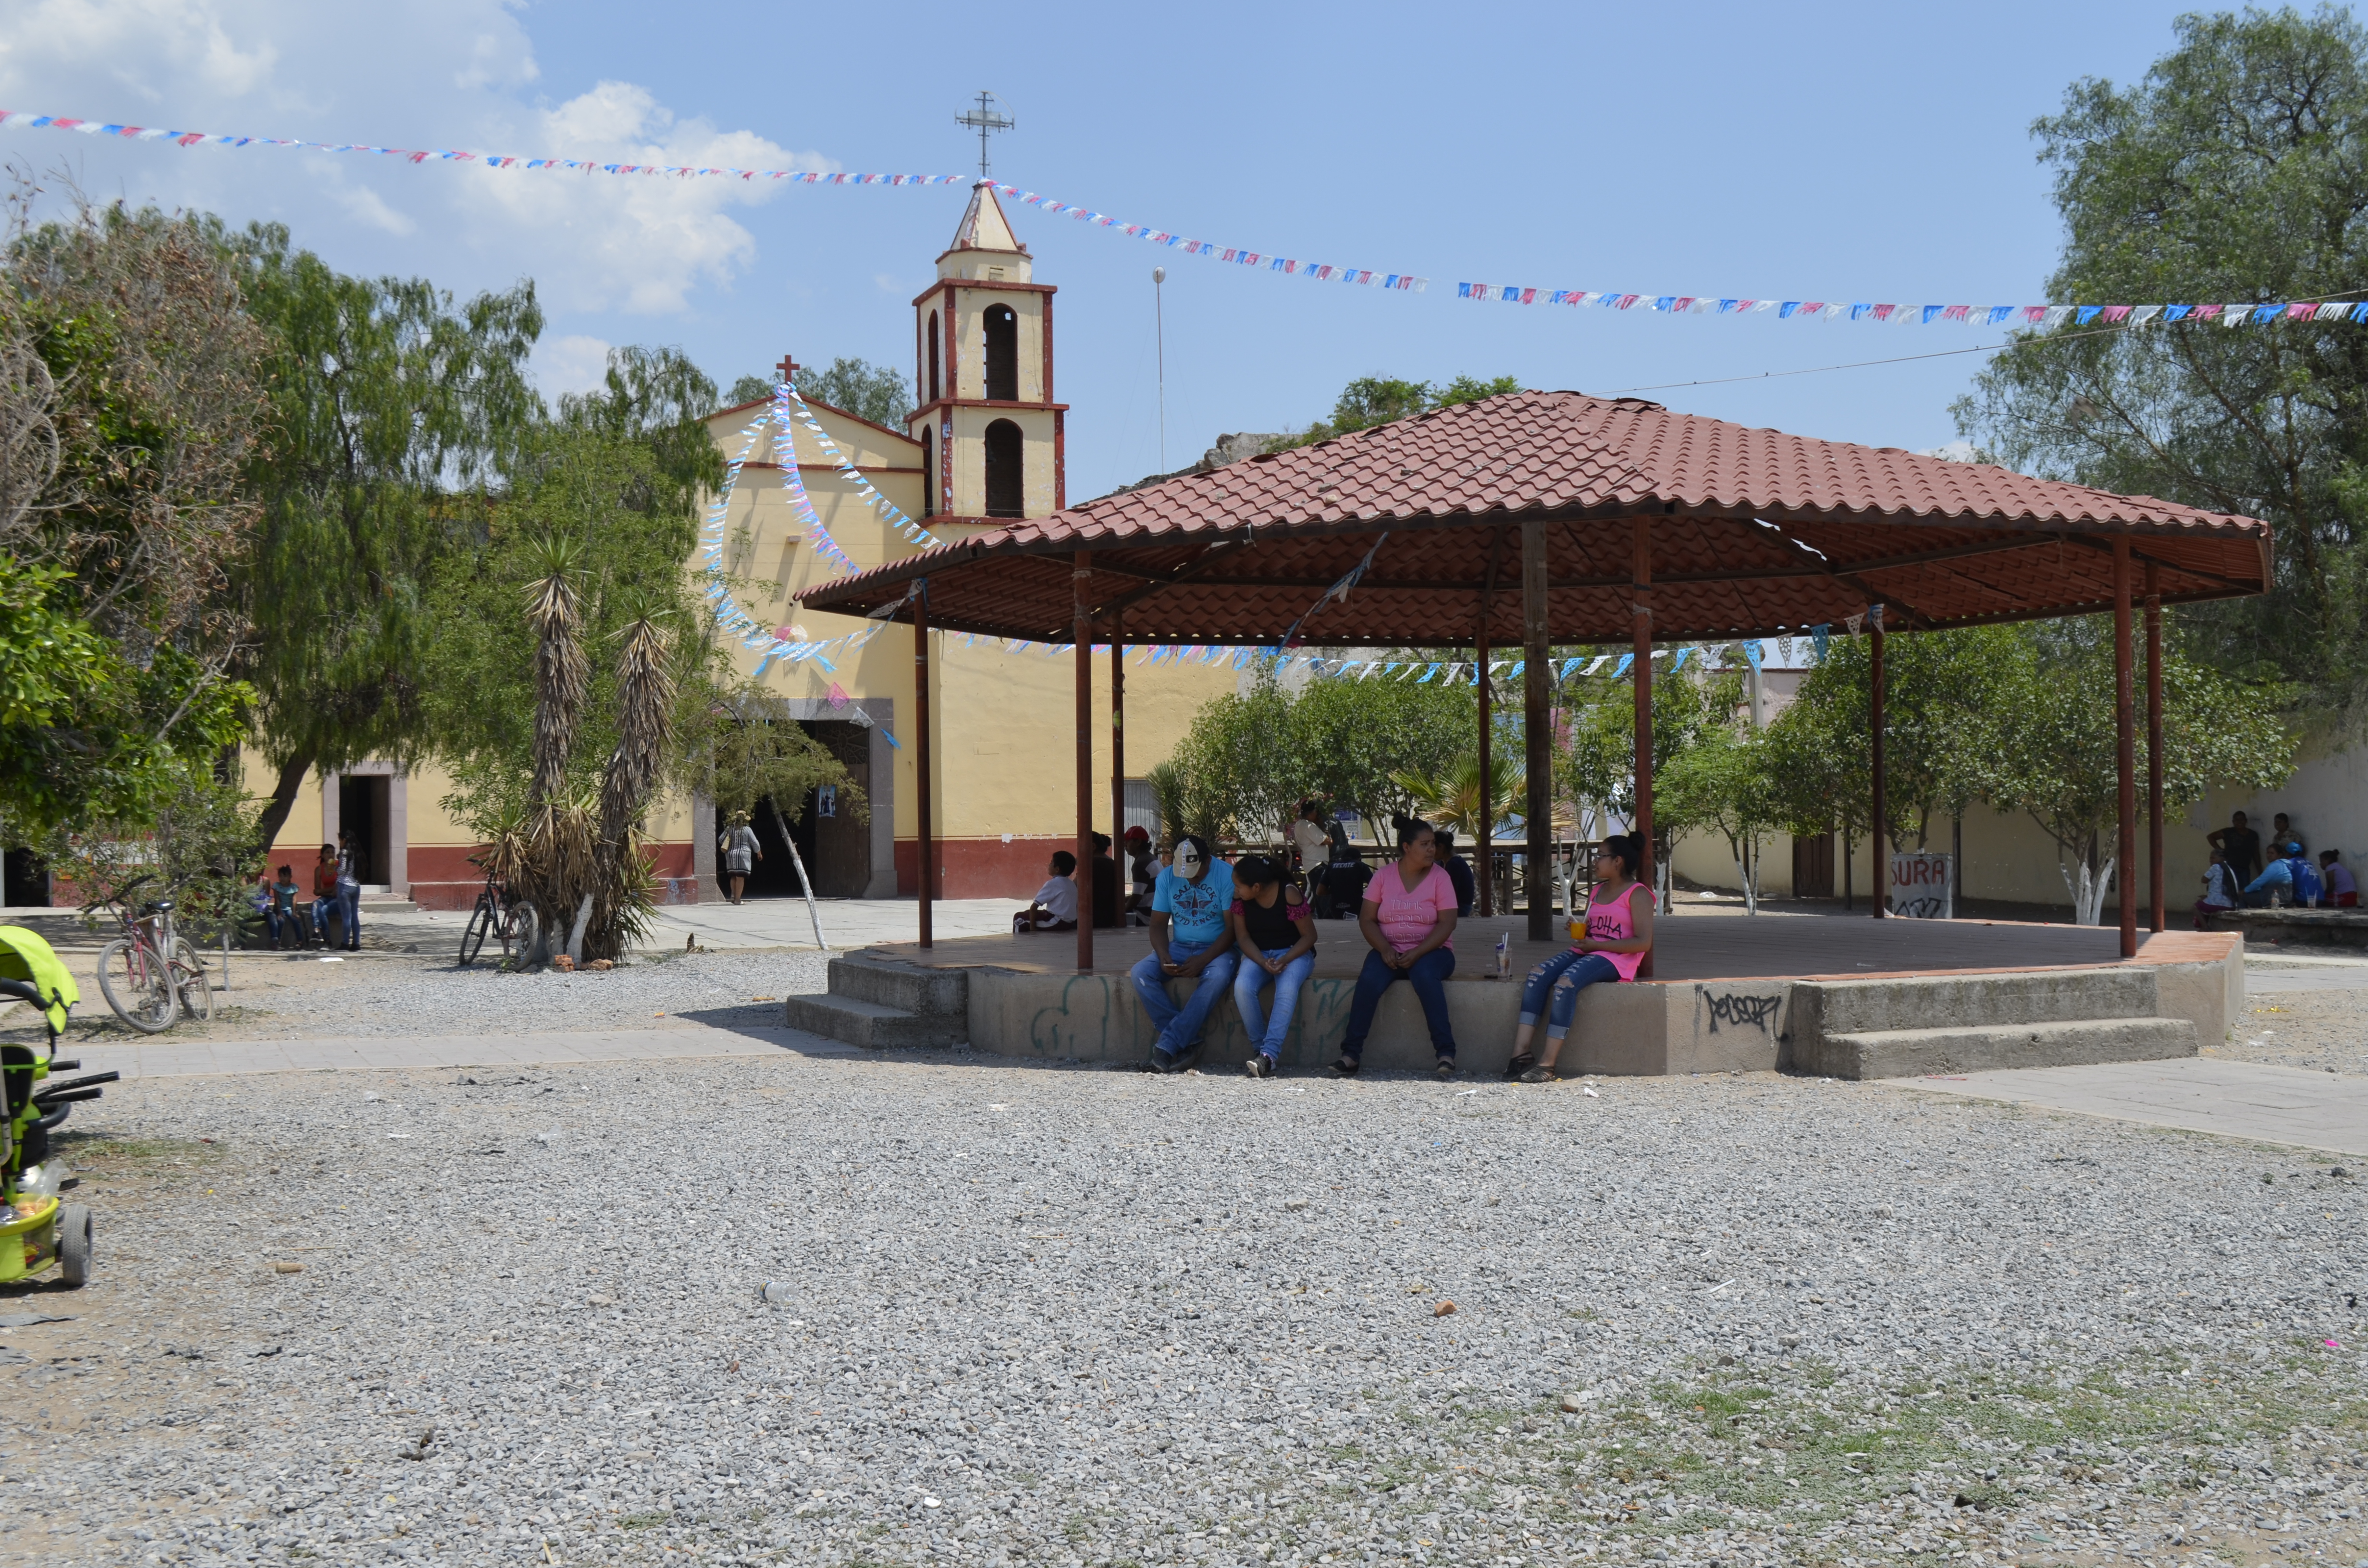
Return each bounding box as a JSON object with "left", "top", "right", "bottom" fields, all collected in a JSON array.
[
  {"left": 1517, "top": 1065, "right": 1556, "bottom": 1084},
  {"left": 1503, "top": 1051, "right": 1536, "bottom": 1081}
]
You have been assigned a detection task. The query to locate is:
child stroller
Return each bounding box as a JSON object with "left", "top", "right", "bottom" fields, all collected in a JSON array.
[{"left": 0, "top": 928, "right": 112, "bottom": 1286}]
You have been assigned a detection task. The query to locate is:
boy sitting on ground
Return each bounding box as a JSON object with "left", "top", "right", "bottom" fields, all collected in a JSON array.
[{"left": 1014, "top": 851, "right": 1081, "bottom": 932}]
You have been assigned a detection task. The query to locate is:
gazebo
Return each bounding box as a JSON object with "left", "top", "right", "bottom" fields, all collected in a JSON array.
[{"left": 803, "top": 390, "right": 2270, "bottom": 976}]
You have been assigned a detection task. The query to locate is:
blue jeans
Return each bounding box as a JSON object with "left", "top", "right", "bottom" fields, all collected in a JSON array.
[
  {"left": 315, "top": 888, "right": 360, "bottom": 947},
  {"left": 1520, "top": 949, "right": 1622, "bottom": 1041},
  {"left": 1233, "top": 947, "right": 1316, "bottom": 1059},
  {"left": 1129, "top": 938, "right": 1240, "bottom": 1059},
  {"left": 1340, "top": 946, "right": 1456, "bottom": 1063}
]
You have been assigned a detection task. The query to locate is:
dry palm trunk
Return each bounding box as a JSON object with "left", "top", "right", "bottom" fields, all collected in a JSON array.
[
  {"left": 583, "top": 614, "right": 677, "bottom": 960},
  {"left": 524, "top": 537, "right": 588, "bottom": 811}
]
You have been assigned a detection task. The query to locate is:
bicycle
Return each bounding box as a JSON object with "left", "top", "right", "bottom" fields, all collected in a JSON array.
[
  {"left": 87, "top": 874, "right": 213, "bottom": 1033},
  {"left": 457, "top": 860, "right": 539, "bottom": 969}
]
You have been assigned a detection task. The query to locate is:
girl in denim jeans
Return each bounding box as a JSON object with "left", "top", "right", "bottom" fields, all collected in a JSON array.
[{"left": 1228, "top": 855, "right": 1317, "bottom": 1078}]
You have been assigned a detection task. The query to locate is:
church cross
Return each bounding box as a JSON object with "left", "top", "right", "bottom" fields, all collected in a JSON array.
[
  {"left": 776, "top": 354, "right": 798, "bottom": 389},
  {"left": 955, "top": 90, "right": 1014, "bottom": 179}
]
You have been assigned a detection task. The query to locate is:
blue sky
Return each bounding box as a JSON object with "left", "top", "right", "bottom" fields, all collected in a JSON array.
[{"left": 1, "top": 0, "right": 2217, "bottom": 499}]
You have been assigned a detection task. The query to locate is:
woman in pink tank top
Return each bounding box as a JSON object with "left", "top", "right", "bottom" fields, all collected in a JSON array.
[{"left": 1505, "top": 833, "right": 1653, "bottom": 1083}]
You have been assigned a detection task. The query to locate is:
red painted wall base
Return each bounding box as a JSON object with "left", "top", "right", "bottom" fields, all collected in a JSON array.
[{"left": 894, "top": 836, "right": 1106, "bottom": 899}]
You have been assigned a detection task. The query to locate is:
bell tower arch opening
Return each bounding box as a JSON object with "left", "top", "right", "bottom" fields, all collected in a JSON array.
[
  {"left": 920, "top": 427, "right": 936, "bottom": 515},
  {"left": 983, "top": 419, "right": 1024, "bottom": 518},
  {"left": 983, "top": 305, "right": 1018, "bottom": 401},
  {"left": 925, "top": 311, "right": 941, "bottom": 404}
]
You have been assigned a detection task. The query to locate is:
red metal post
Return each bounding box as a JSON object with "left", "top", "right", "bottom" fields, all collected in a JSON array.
[
  {"left": 2146, "top": 561, "right": 2164, "bottom": 935},
  {"left": 1111, "top": 608, "right": 1126, "bottom": 898},
  {"left": 1074, "top": 553, "right": 1094, "bottom": 972},
  {"left": 2115, "top": 539, "right": 2137, "bottom": 958},
  {"left": 1631, "top": 519, "right": 1654, "bottom": 979},
  {"left": 1476, "top": 625, "right": 1492, "bottom": 918},
  {"left": 1871, "top": 616, "right": 1887, "bottom": 919},
  {"left": 914, "top": 587, "right": 933, "bottom": 949}
]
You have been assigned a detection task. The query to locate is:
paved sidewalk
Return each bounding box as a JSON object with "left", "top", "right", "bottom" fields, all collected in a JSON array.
[
  {"left": 1884, "top": 1056, "right": 2368, "bottom": 1156},
  {"left": 68, "top": 1025, "right": 859, "bottom": 1080}
]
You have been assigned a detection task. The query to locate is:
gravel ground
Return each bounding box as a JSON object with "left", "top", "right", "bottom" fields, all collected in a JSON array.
[
  {"left": 7, "top": 1054, "right": 2366, "bottom": 1568},
  {"left": 1, "top": 950, "right": 832, "bottom": 1046},
  {"left": 2217, "top": 982, "right": 2368, "bottom": 1073}
]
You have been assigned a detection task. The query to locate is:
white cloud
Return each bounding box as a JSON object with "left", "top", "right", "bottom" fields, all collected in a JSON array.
[
  {"left": 535, "top": 333, "right": 613, "bottom": 399},
  {"left": 455, "top": 81, "right": 832, "bottom": 315},
  {"left": 0, "top": 2, "right": 826, "bottom": 317}
]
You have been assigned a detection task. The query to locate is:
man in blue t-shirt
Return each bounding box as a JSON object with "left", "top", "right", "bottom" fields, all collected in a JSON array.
[{"left": 1129, "top": 835, "right": 1239, "bottom": 1072}]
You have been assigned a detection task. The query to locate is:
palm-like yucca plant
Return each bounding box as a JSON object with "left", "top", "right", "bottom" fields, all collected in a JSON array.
[
  {"left": 524, "top": 531, "right": 589, "bottom": 810},
  {"left": 1390, "top": 752, "right": 1524, "bottom": 840},
  {"left": 584, "top": 602, "right": 678, "bottom": 960}
]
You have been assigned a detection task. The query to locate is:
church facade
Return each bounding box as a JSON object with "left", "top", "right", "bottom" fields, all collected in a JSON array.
[{"left": 233, "top": 182, "right": 1229, "bottom": 910}]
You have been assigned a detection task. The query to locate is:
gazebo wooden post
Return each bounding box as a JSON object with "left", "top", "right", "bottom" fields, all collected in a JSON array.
[
  {"left": 914, "top": 584, "right": 934, "bottom": 949},
  {"left": 1631, "top": 520, "right": 1654, "bottom": 978},
  {"left": 1074, "top": 552, "right": 1094, "bottom": 973},
  {"left": 1522, "top": 521, "right": 1552, "bottom": 942},
  {"left": 1476, "top": 625, "right": 1492, "bottom": 918},
  {"left": 1110, "top": 610, "right": 1126, "bottom": 907},
  {"left": 1871, "top": 614, "right": 1887, "bottom": 919},
  {"left": 2145, "top": 561, "right": 2164, "bottom": 934},
  {"left": 2115, "top": 539, "right": 2138, "bottom": 958}
]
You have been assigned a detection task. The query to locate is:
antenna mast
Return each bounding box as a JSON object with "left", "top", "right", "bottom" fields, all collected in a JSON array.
[{"left": 954, "top": 90, "right": 1014, "bottom": 179}]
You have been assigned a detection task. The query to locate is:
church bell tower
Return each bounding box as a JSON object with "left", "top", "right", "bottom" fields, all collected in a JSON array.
[{"left": 908, "top": 182, "right": 1065, "bottom": 522}]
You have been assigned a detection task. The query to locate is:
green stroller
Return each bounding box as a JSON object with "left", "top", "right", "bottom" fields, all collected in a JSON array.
[{"left": 0, "top": 928, "right": 111, "bottom": 1286}]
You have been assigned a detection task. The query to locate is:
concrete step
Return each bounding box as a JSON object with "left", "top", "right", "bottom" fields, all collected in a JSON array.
[
  {"left": 826, "top": 955, "right": 967, "bottom": 1017},
  {"left": 783, "top": 993, "right": 963, "bottom": 1049},
  {"left": 1792, "top": 966, "right": 2158, "bottom": 1041},
  {"left": 1806, "top": 1015, "right": 2197, "bottom": 1080}
]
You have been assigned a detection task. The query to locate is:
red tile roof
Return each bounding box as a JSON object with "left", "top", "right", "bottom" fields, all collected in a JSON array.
[{"left": 802, "top": 390, "right": 2269, "bottom": 644}]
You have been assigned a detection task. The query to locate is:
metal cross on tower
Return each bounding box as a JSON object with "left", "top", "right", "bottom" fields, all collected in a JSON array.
[{"left": 955, "top": 90, "right": 1014, "bottom": 179}]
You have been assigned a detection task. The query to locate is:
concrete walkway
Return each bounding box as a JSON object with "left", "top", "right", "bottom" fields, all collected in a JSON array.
[
  {"left": 1883, "top": 1056, "right": 2368, "bottom": 1156},
  {"left": 68, "top": 1025, "right": 857, "bottom": 1080}
]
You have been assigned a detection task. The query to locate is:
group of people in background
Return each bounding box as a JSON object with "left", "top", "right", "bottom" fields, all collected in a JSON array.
[
  {"left": 1047, "top": 801, "right": 1655, "bottom": 1082},
  {"left": 248, "top": 838, "right": 362, "bottom": 951},
  {"left": 2197, "top": 809, "right": 2357, "bottom": 926}
]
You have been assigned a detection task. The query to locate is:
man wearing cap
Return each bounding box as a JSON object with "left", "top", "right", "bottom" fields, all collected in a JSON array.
[{"left": 1129, "top": 833, "right": 1238, "bottom": 1072}]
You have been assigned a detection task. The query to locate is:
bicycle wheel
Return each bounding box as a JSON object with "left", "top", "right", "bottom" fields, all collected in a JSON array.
[
  {"left": 169, "top": 940, "right": 213, "bottom": 1022},
  {"left": 96, "top": 939, "right": 177, "bottom": 1033},
  {"left": 504, "top": 900, "right": 540, "bottom": 967},
  {"left": 459, "top": 894, "right": 494, "bottom": 968}
]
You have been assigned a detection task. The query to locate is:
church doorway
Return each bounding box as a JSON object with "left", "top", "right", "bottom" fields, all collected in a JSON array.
[
  {"left": 984, "top": 418, "right": 1024, "bottom": 517},
  {"left": 337, "top": 774, "right": 392, "bottom": 888},
  {"left": 739, "top": 721, "right": 873, "bottom": 898}
]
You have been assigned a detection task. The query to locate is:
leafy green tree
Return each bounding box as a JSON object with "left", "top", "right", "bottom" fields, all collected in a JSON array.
[
  {"left": 232, "top": 229, "right": 544, "bottom": 850},
  {"left": 1953, "top": 7, "right": 2368, "bottom": 710},
  {"left": 3, "top": 195, "right": 264, "bottom": 840},
  {"left": 1166, "top": 663, "right": 1299, "bottom": 843},
  {"left": 1287, "top": 663, "right": 1475, "bottom": 837},
  {"left": 735, "top": 356, "right": 913, "bottom": 428},
  {"left": 1657, "top": 716, "right": 1778, "bottom": 910},
  {"left": 1270, "top": 374, "right": 1523, "bottom": 450}
]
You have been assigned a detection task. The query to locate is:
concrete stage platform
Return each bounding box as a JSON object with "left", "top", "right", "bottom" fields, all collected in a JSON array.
[{"left": 792, "top": 912, "right": 2242, "bottom": 1078}]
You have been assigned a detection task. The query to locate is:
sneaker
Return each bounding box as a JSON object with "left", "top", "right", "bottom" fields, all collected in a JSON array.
[
  {"left": 1330, "top": 1055, "right": 1360, "bottom": 1077},
  {"left": 1433, "top": 1057, "right": 1457, "bottom": 1081},
  {"left": 1245, "top": 1054, "right": 1276, "bottom": 1079},
  {"left": 1164, "top": 1040, "right": 1206, "bottom": 1075},
  {"left": 1140, "top": 1048, "right": 1177, "bottom": 1074}
]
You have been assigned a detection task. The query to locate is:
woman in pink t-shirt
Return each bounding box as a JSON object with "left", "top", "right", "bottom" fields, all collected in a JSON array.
[
  {"left": 1334, "top": 818, "right": 1461, "bottom": 1079},
  {"left": 1505, "top": 833, "right": 1653, "bottom": 1082}
]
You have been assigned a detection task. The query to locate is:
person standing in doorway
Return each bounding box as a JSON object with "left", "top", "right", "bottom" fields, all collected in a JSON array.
[
  {"left": 2208, "top": 811, "right": 2262, "bottom": 893},
  {"left": 334, "top": 854, "right": 362, "bottom": 952},
  {"left": 720, "top": 812, "right": 762, "bottom": 905}
]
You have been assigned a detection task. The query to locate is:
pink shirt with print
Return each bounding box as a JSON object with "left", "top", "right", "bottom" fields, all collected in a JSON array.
[{"left": 1366, "top": 862, "right": 1457, "bottom": 953}]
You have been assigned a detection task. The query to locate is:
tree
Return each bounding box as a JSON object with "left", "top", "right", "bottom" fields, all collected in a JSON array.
[
  {"left": 1963, "top": 618, "right": 2296, "bottom": 920},
  {"left": 1391, "top": 749, "right": 1522, "bottom": 841},
  {"left": 1953, "top": 7, "right": 2368, "bottom": 711},
  {"left": 2, "top": 189, "right": 264, "bottom": 841},
  {"left": 1166, "top": 663, "right": 1299, "bottom": 843},
  {"left": 1270, "top": 374, "right": 1523, "bottom": 450},
  {"left": 733, "top": 357, "right": 913, "bottom": 428},
  {"left": 232, "top": 229, "right": 543, "bottom": 851},
  {"left": 1657, "top": 717, "right": 1778, "bottom": 911},
  {"left": 1287, "top": 665, "right": 1474, "bottom": 837}
]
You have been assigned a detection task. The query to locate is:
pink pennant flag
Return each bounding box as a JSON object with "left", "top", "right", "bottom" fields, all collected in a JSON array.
[{"left": 826, "top": 683, "right": 850, "bottom": 709}]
